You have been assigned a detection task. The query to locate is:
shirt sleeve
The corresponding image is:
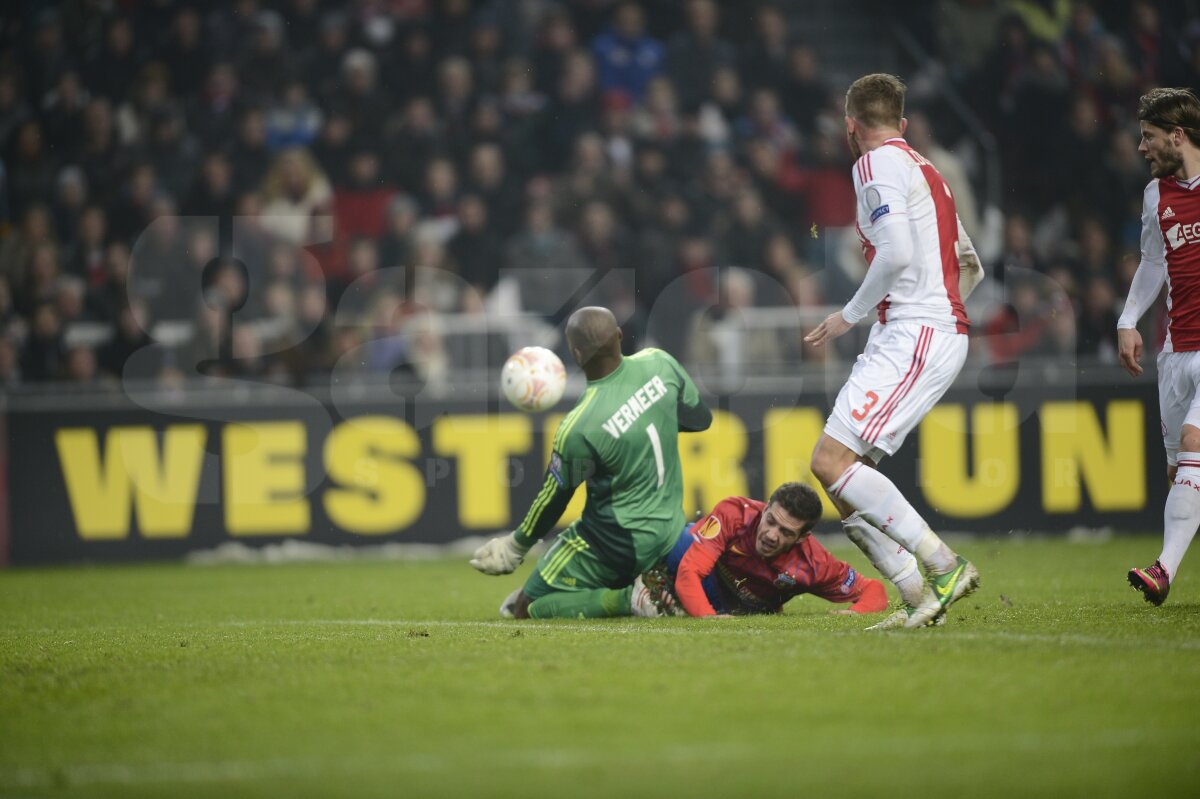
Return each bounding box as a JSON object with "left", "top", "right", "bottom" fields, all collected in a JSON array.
[
  {"left": 855, "top": 149, "right": 909, "bottom": 229},
  {"left": 806, "top": 539, "right": 884, "bottom": 611},
  {"left": 512, "top": 427, "right": 594, "bottom": 549},
  {"left": 842, "top": 150, "right": 915, "bottom": 323},
  {"left": 658, "top": 349, "right": 712, "bottom": 432},
  {"left": 675, "top": 501, "right": 739, "bottom": 617},
  {"left": 1118, "top": 181, "right": 1168, "bottom": 330}
]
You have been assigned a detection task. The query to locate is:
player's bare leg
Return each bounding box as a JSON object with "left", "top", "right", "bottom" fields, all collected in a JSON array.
[
  {"left": 811, "top": 434, "right": 979, "bottom": 627},
  {"left": 1131, "top": 424, "right": 1200, "bottom": 605}
]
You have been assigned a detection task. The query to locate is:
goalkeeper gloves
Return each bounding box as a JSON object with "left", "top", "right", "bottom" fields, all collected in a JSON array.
[{"left": 469, "top": 533, "right": 530, "bottom": 575}]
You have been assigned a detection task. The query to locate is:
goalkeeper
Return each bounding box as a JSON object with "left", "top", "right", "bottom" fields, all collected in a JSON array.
[{"left": 470, "top": 306, "right": 712, "bottom": 619}]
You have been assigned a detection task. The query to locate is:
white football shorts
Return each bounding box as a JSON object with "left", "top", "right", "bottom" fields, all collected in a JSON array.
[
  {"left": 825, "top": 321, "right": 968, "bottom": 462},
  {"left": 1156, "top": 350, "right": 1200, "bottom": 466}
]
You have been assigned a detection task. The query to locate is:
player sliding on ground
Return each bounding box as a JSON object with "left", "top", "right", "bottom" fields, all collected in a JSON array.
[
  {"left": 470, "top": 306, "right": 712, "bottom": 618},
  {"left": 659, "top": 482, "right": 889, "bottom": 617},
  {"left": 1119, "top": 87, "right": 1200, "bottom": 606},
  {"left": 804, "top": 73, "right": 984, "bottom": 629}
]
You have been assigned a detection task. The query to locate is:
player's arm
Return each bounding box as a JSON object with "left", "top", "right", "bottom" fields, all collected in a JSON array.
[
  {"left": 807, "top": 158, "right": 911, "bottom": 345},
  {"left": 675, "top": 504, "right": 738, "bottom": 616},
  {"left": 809, "top": 545, "right": 889, "bottom": 614},
  {"left": 662, "top": 349, "right": 712, "bottom": 432},
  {"left": 470, "top": 433, "right": 592, "bottom": 575},
  {"left": 956, "top": 216, "right": 984, "bottom": 300},
  {"left": 1118, "top": 183, "right": 1167, "bottom": 378}
]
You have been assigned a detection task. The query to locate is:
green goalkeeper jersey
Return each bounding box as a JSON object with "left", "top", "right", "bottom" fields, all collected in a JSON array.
[{"left": 513, "top": 348, "right": 712, "bottom": 579}]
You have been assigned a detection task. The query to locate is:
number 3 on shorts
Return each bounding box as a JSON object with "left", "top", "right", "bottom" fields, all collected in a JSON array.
[{"left": 851, "top": 390, "right": 880, "bottom": 421}]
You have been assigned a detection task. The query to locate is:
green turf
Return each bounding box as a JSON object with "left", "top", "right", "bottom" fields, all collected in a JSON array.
[{"left": 1, "top": 535, "right": 1198, "bottom": 798}]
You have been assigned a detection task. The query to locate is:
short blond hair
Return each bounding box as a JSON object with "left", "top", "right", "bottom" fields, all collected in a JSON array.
[{"left": 845, "top": 73, "right": 906, "bottom": 130}]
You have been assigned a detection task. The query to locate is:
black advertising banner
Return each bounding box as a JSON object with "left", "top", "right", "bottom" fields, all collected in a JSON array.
[{"left": 4, "top": 380, "right": 1167, "bottom": 565}]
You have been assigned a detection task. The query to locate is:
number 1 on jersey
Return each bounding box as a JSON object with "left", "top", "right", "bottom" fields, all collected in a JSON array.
[{"left": 646, "top": 423, "right": 665, "bottom": 489}]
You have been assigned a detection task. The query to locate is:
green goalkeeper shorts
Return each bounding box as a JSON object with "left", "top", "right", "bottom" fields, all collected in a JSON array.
[{"left": 521, "top": 525, "right": 625, "bottom": 600}]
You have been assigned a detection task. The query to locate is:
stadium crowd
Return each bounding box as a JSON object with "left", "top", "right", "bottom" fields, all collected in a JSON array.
[{"left": 0, "top": 0, "right": 1196, "bottom": 387}]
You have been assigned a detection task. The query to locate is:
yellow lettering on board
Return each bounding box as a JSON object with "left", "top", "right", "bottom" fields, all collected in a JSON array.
[
  {"left": 432, "top": 415, "right": 532, "bottom": 528},
  {"left": 224, "top": 422, "right": 309, "bottom": 535},
  {"left": 920, "top": 404, "right": 1020, "bottom": 517},
  {"left": 324, "top": 416, "right": 425, "bottom": 534},
  {"left": 1041, "top": 401, "right": 1145, "bottom": 512},
  {"left": 678, "top": 410, "right": 748, "bottom": 517},
  {"left": 762, "top": 408, "right": 839, "bottom": 519},
  {"left": 56, "top": 426, "right": 206, "bottom": 540}
]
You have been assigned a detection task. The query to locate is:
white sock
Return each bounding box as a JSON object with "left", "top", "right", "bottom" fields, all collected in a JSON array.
[
  {"left": 843, "top": 512, "right": 924, "bottom": 607},
  {"left": 1160, "top": 453, "right": 1200, "bottom": 579},
  {"left": 830, "top": 463, "right": 957, "bottom": 574}
]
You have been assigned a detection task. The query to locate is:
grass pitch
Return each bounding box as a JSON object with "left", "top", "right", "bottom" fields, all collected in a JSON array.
[{"left": 2, "top": 535, "right": 1199, "bottom": 798}]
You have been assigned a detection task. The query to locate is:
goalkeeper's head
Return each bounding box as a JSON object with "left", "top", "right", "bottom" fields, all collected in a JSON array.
[{"left": 566, "top": 306, "right": 623, "bottom": 374}]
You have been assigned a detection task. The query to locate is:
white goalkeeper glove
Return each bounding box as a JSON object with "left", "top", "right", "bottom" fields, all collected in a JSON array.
[{"left": 469, "top": 533, "right": 530, "bottom": 575}]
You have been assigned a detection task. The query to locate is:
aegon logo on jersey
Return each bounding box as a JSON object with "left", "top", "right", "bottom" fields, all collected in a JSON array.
[{"left": 1166, "top": 221, "right": 1200, "bottom": 250}]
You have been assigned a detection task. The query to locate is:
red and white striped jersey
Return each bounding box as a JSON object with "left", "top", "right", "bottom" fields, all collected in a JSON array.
[
  {"left": 853, "top": 138, "right": 969, "bottom": 334},
  {"left": 1141, "top": 175, "right": 1200, "bottom": 352}
]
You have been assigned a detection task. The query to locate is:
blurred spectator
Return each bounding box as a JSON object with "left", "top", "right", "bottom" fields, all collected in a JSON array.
[
  {"left": 333, "top": 49, "right": 391, "bottom": 143},
  {"left": 385, "top": 97, "right": 442, "bottom": 194},
  {"left": 266, "top": 81, "right": 323, "bottom": 152},
  {"left": 160, "top": 6, "right": 210, "bottom": 98},
  {"left": 231, "top": 109, "right": 272, "bottom": 196},
  {"left": 447, "top": 194, "right": 501, "bottom": 297},
  {"left": 541, "top": 49, "right": 602, "bottom": 171},
  {"left": 504, "top": 201, "right": 589, "bottom": 318},
  {"left": 1076, "top": 274, "right": 1118, "bottom": 360},
  {"left": 666, "top": 0, "right": 736, "bottom": 108},
  {"left": 239, "top": 11, "right": 295, "bottom": 103},
  {"left": 63, "top": 205, "right": 107, "bottom": 289},
  {"left": 0, "top": 204, "right": 56, "bottom": 289},
  {"left": 99, "top": 299, "right": 160, "bottom": 379},
  {"left": 189, "top": 63, "right": 242, "bottom": 150},
  {"left": 467, "top": 142, "right": 523, "bottom": 238},
  {"left": 719, "top": 188, "right": 781, "bottom": 274},
  {"left": 64, "top": 345, "right": 101, "bottom": 385},
  {"left": 331, "top": 150, "right": 395, "bottom": 278},
  {"left": 260, "top": 148, "right": 333, "bottom": 246},
  {"left": 303, "top": 12, "right": 352, "bottom": 105},
  {"left": 42, "top": 70, "right": 89, "bottom": 161},
  {"left": 183, "top": 152, "right": 238, "bottom": 219},
  {"left": 19, "top": 242, "right": 62, "bottom": 316},
  {"left": 0, "top": 333, "right": 21, "bottom": 386},
  {"left": 1008, "top": 0, "right": 1071, "bottom": 44},
  {"left": 905, "top": 111, "right": 980, "bottom": 238},
  {"left": 53, "top": 166, "right": 90, "bottom": 244},
  {"left": 592, "top": 2, "right": 665, "bottom": 103},
  {"left": 392, "top": 26, "right": 438, "bottom": 106},
  {"left": 5, "top": 121, "right": 58, "bottom": 219},
  {"left": 1127, "top": 0, "right": 1189, "bottom": 87},
  {"left": 687, "top": 266, "right": 784, "bottom": 380},
  {"left": 631, "top": 76, "right": 682, "bottom": 142},
  {"left": 934, "top": 0, "right": 1004, "bottom": 77},
  {"left": 54, "top": 275, "right": 95, "bottom": 324},
  {"left": 0, "top": 73, "right": 34, "bottom": 155},
  {"left": 85, "top": 16, "right": 139, "bottom": 105},
  {"left": 21, "top": 303, "right": 66, "bottom": 381},
  {"left": 532, "top": 7, "right": 580, "bottom": 96},
  {"left": 740, "top": 4, "right": 790, "bottom": 93}
]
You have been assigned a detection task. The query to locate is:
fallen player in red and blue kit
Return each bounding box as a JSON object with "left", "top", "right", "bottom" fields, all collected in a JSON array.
[{"left": 664, "top": 482, "right": 889, "bottom": 617}]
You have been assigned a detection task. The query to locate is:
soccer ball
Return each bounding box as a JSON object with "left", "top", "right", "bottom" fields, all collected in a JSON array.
[{"left": 501, "top": 347, "right": 567, "bottom": 412}]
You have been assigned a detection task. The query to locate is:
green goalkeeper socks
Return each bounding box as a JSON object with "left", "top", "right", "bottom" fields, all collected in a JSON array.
[{"left": 527, "top": 587, "right": 632, "bottom": 619}]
